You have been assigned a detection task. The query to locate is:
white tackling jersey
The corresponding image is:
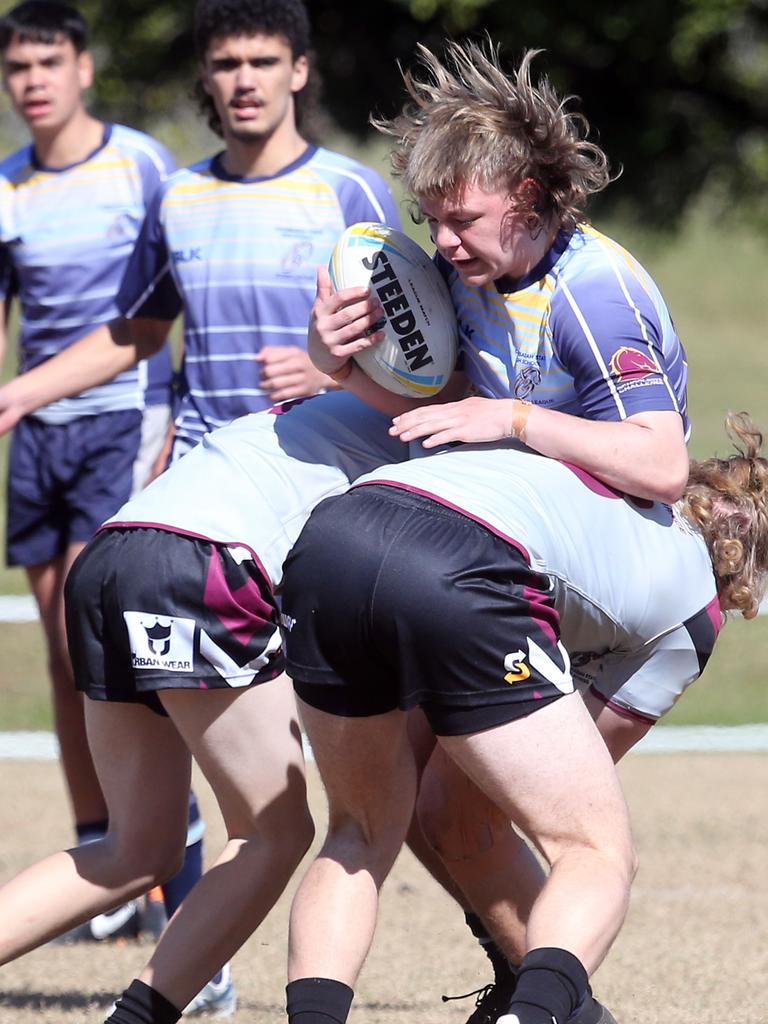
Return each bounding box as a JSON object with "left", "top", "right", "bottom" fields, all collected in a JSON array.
[
  {"left": 105, "top": 392, "right": 407, "bottom": 588},
  {"left": 356, "top": 441, "right": 722, "bottom": 720}
]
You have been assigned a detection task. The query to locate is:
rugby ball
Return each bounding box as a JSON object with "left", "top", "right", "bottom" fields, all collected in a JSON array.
[{"left": 329, "top": 222, "right": 458, "bottom": 398}]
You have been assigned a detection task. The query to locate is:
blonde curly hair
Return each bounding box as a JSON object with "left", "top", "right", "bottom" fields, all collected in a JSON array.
[
  {"left": 681, "top": 413, "right": 768, "bottom": 619},
  {"left": 372, "top": 41, "right": 612, "bottom": 233}
]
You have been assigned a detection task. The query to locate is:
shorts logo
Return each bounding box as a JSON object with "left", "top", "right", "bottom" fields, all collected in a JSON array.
[
  {"left": 504, "top": 650, "right": 531, "bottom": 684},
  {"left": 609, "top": 347, "right": 658, "bottom": 381},
  {"left": 503, "top": 638, "right": 574, "bottom": 694},
  {"left": 124, "top": 611, "right": 195, "bottom": 672},
  {"left": 144, "top": 619, "right": 171, "bottom": 657}
]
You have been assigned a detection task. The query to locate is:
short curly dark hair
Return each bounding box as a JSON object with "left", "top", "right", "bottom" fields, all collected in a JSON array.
[{"left": 193, "top": 0, "right": 314, "bottom": 138}]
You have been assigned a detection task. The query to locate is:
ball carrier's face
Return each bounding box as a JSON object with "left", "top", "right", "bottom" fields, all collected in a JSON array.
[{"left": 421, "top": 179, "right": 560, "bottom": 287}]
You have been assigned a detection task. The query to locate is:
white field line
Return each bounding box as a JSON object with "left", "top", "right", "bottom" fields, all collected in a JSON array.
[
  {"left": 0, "top": 725, "right": 767, "bottom": 762},
  {"left": 1, "top": 596, "right": 766, "bottom": 757}
]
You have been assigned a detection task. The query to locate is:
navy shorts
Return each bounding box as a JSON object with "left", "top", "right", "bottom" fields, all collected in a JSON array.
[
  {"left": 281, "top": 486, "right": 574, "bottom": 736},
  {"left": 65, "top": 527, "right": 285, "bottom": 716},
  {"left": 6, "top": 410, "right": 143, "bottom": 567}
]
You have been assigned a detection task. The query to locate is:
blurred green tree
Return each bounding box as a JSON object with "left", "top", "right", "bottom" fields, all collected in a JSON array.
[{"left": 2, "top": 0, "right": 767, "bottom": 224}]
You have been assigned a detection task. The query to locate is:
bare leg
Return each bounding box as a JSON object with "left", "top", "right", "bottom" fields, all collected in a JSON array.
[
  {"left": 583, "top": 689, "right": 654, "bottom": 761},
  {"left": 404, "top": 709, "right": 468, "bottom": 907},
  {"left": 288, "top": 702, "right": 417, "bottom": 986},
  {"left": 141, "top": 678, "right": 313, "bottom": 1011},
  {"left": 0, "top": 699, "right": 190, "bottom": 963},
  {"left": 415, "top": 689, "right": 651, "bottom": 963},
  {"left": 438, "top": 692, "right": 636, "bottom": 974},
  {"left": 417, "top": 745, "right": 544, "bottom": 965},
  {"left": 27, "top": 542, "right": 107, "bottom": 826}
]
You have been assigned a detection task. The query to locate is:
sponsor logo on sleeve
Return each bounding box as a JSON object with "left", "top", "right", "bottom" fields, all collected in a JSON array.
[
  {"left": 124, "top": 611, "right": 195, "bottom": 672},
  {"left": 609, "top": 347, "right": 663, "bottom": 393}
]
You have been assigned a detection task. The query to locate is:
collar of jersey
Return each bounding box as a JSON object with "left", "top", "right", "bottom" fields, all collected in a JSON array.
[
  {"left": 209, "top": 143, "right": 317, "bottom": 183},
  {"left": 494, "top": 226, "right": 574, "bottom": 295},
  {"left": 31, "top": 122, "right": 112, "bottom": 174}
]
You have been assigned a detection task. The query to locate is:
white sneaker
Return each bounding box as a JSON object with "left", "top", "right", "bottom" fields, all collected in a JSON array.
[
  {"left": 54, "top": 900, "right": 141, "bottom": 943},
  {"left": 184, "top": 963, "right": 237, "bottom": 1018}
]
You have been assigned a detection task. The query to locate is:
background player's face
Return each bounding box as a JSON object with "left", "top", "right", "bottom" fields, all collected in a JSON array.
[
  {"left": 1, "top": 33, "right": 92, "bottom": 134},
  {"left": 422, "top": 182, "right": 545, "bottom": 286},
  {"left": 201, "top": 33, "right": 308, "bottom": 146}
]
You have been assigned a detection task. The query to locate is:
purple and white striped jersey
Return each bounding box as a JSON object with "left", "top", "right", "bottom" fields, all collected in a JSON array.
[
  {"left": 355, "top": 441, "right": 720, "bottom": 720},
  {"left": 116, "top": 145, "right": 401, "bottom": 453},
  {"left": 444, "top": 225, "right": 689, "bottom": 434},
  {"left": 0, "top": 124, "right": 176, "bottom": 422}
]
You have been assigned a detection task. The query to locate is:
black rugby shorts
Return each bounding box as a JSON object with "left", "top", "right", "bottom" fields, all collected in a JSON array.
[
  {"left": 66, "top": 526, "right": 284, "bottom": 716},
  {"left": 282, "top": 485, "right": 572, "bottom": 736}
]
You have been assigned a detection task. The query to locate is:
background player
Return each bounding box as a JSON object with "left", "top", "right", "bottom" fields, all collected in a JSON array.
[
  {"left": 280, "top": 413, "right": 768, "bottom": 1024},
  {"left": 0, "top": 0, "right": 208, "bottom": 956},
  {"left": 0, "top": 0, "right": 400, "bottom": 459}
]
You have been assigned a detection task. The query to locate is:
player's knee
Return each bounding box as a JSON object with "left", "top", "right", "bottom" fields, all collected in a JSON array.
[
  {"left": 106, "top": 828, "right": 186, "bottom": 888},
  {"left": 322, "top": 813, "right": 401, "bottom": 882}
]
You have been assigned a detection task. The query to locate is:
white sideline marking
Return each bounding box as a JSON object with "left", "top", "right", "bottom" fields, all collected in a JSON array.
[
  {"left": 0, "top": 594, "right": 38, "bottom": 622},
  {"left": 0, "top": 726, "right": 766, "bottom": 761}
]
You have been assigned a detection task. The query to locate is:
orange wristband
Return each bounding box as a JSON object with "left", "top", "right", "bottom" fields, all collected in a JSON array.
[
  {"left": 328, "top": 361, "right": 353, "bottom": 384},
  {"left": 510, "top": 399, "right": 532, "bottom": 442}
]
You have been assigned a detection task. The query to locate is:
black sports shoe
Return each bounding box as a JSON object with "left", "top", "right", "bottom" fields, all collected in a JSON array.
[
  {"left": 443, "top": 964, "right": 518, "bottom": 1024},
  {"left": 569, "top": 994, "right": 618, "bottom": 1024}
]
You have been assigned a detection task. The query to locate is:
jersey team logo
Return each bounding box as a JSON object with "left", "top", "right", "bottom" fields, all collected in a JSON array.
[
  {"left": 609, "top": 346, "right": 658, "bottom": 382},
  {"left": 124, "top": 611, "right": 195, "bottom": 672},
  {"left": 513, "top": 365, "right": 542, "bottom": 400}
]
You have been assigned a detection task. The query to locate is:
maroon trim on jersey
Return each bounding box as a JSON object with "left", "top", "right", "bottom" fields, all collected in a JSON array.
[{"left": 589, "top": 687, "right": 658, "bottom": 724}]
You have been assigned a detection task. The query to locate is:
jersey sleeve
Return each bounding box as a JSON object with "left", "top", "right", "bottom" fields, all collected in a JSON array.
[
  {"left": 339, "top": 167, "right": 401, "bottom": 230},
  {"left": 116, "top": 185, "right": 182, "bottom": 322},
  {"left": 550, "top": 266, "right": 684, "bottom": 422},
  {"left": 137, "top": 139, "right": 177, "bottom": 207}
]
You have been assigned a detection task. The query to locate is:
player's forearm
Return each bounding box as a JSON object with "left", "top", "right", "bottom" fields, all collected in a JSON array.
[
  {"left": 519, "top": 405, "right": 689, "bottom": 502},
  {"left": 334, "top": 362, "right": 467, "bottom": 419},
  {"left": 0, "top": 322, "right": 137, "bottom": 416},
  {"left": 330, "top": 359, "right": 418, "bottom": 416}
]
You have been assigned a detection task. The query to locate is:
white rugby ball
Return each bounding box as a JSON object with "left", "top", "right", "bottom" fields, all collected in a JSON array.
[{"left": 329, "top": 222, "right": 458, "bottom": 397}]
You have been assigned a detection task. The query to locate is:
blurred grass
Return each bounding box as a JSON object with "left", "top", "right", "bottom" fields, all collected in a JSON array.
[{"left": 0, "top": 133, "right": 766, "bottom": 725}]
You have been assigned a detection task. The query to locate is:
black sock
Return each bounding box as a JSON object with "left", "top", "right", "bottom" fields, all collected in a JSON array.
[
  {"left": 106, "top": 979, "right": 181, "bottom": 1024},
  {"left": 464, "top": 911, "right": 518, "bottom": 983},
  {"left": 507, "top": 947, "right": 588, "bottom": 1024},
  {"left": 286, "top": 977, "right": 354, "bottom": 1024}
]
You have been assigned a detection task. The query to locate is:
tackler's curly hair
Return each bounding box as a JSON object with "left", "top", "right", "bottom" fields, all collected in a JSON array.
[
  {"left": 681, "top": 413, "right": 768, "bottom": 619},
  {"left": 372, "top": 41, "right": 612, "bottom": 233}
]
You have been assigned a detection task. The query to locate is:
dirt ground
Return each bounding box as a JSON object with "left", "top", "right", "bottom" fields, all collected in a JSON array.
[{"left": 0, "top": 753, "right": 765, "bottom": 1024}]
